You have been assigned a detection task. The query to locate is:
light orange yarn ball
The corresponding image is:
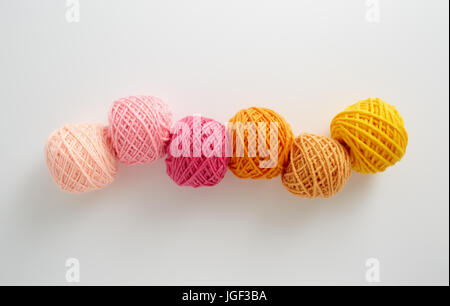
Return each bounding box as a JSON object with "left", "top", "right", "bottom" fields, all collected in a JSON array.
[
  {"left": 228, "top": 107, "right": 294, "bottom": 179},
  {"left": 330, "top": 97, "right": 408, "bottom": 174},
  {"left": 45, "top": 123, "right": 117, "bottom": 193},
  {"left": 282, "top": 133, "right": 352, "bottom": 198}
]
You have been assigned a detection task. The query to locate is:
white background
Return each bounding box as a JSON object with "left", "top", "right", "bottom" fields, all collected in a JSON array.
[{"left": 0, "top": 0, "right": 448, "bottom": 286}]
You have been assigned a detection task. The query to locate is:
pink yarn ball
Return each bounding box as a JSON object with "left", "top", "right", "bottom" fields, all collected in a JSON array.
[
  {"left": 45, "top": 123, "right": 117, "bottom": 193},
  {"left": 108, "top": 96, "right": 172, "bottom": 165},
  {"left": 165, "top": 116, "right": 229, "bottom": 188}
]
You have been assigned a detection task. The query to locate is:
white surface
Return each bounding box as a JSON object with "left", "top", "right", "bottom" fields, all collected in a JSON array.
[{"left": 0, "top": 0, "right": 448, "bottom": 286}]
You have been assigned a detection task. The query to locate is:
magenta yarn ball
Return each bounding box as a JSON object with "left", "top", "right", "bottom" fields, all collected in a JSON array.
[
  {"left": 165, "top": 116, "right": 229, "bottom": 188},
  {"left": 108, "top": 96, "right": 172, "bottom": 164}
]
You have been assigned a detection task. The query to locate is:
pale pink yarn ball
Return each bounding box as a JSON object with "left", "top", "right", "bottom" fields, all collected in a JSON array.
[
  {"left": 45, "top": 123, "right": 117, "bottom": 193},
  {"left": 108, "top": 96, "right": 172, "bottom": 164}
]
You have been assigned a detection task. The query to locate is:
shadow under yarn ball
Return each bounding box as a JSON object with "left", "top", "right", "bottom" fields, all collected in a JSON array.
[
  {"left": 282, "top": 133, "right": 352, "bottom": 199},
  {"left": 108, "top": 96, "right": 172, "bottom": 165},
  {"left": 165, "top": 116, "right": 229, "bottom": 188}
]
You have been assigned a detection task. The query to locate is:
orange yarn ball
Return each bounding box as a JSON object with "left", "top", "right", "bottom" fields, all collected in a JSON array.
[
  {"left": 330, "top": 98, "right": 408, "bottom": 174},
  {"left": 228, "top": 107, "right": 294, "bottom": 179},
  {"left": 282, "top": 133, "right": 352, "bottom": 198},
  {"left": 45, "top": 123, "right": 117, "bottom": 193}
]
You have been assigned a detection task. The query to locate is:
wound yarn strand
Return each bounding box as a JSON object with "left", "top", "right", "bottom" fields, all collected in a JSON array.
[{"left": 45, "top": 96, "right": 408, "bottom": 198}]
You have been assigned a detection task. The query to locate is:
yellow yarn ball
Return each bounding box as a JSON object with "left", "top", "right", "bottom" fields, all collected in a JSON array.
[
  {"left": 282, "top": 133, "right": 352, "bottom": 198},
  {"left": 330, "top": 98, "right": 408, "bottom": 174},
  {"left": 228, "top": 107, "right": 294, "bottom": 179}
]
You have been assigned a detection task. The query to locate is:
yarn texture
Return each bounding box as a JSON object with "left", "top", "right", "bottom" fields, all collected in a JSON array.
[
  {"left": 165, "top": 116, "right": 229, "bottom": 188},
  {"left": 45, "top": 123, "right": 117, "bottom": 193},
  {"left": 109, "top": 96, "right": 172, "bottom": 165},
  {"left": 228, "top": 107, "right": 294, "bottom": 179},
  {"left": 44, "top": 93, "right": 408, "bottom": 196},
  {"left": 282, "top": 133, "right": 351, "bottom": 198},
  {"left": 330, "top": 97, "right": 408, "bottom": 174}
]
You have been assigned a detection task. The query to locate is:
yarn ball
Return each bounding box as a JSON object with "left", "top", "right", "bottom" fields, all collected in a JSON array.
[
  {"left": 330, "top": 97, "right": 408, "bottom": 174},
  {"left": 165, "top": 116, "right": 229, "bottom": 187},
  {"left": 228, "top": 107, "right": 294, "bottom": 179},
  {"left": 45, "top": 123, "right": 117, "bottom": 193},
  {"left": 108, "top": 95, "right": 172, "bottom": 165},
  {"left": 282, "top": 133, "right": 352, "bottom": 198}
]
